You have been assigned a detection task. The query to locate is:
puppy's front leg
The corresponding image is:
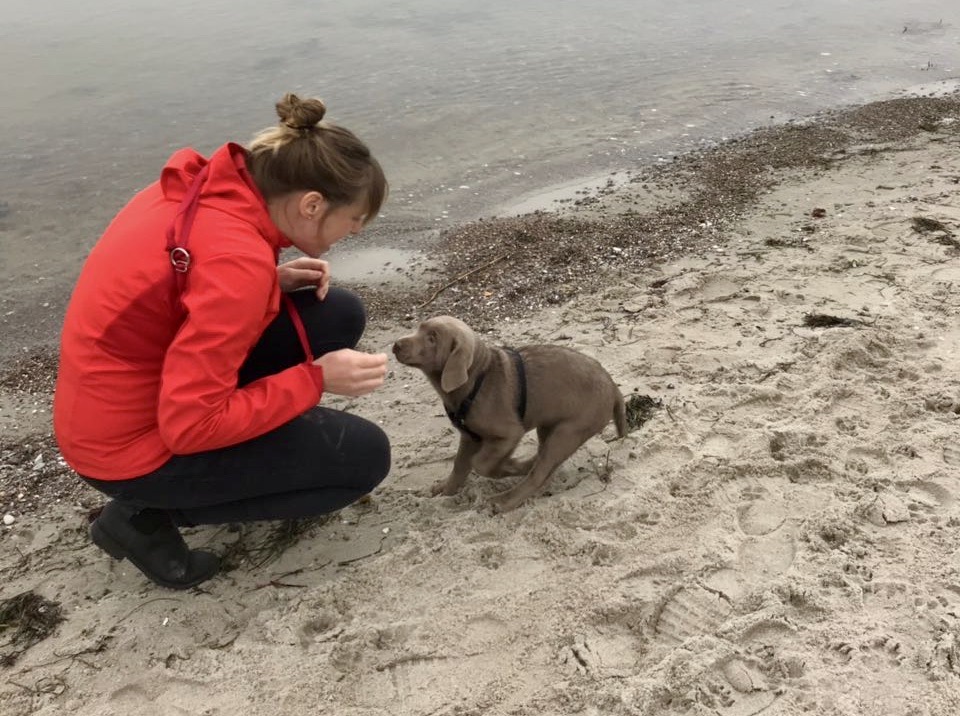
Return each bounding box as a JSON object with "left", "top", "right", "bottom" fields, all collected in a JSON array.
[
  {"left": 431, "top": 433, "right": 480, "bottom": 496},
  {"left": 491, "top": 455, "right": 535, "bottom": 478},
  {"left": 471, "top": 436, "right": 523, "bottom": 478}
]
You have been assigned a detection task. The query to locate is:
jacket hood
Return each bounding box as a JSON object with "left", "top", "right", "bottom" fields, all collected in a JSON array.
[{"left": 159, "top": 142, "right": 291, "bottom": 251}]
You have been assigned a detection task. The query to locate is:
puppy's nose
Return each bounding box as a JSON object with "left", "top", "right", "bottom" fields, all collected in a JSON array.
[{"left": 391, "top": 342, "right": 401, "bottom": 356}]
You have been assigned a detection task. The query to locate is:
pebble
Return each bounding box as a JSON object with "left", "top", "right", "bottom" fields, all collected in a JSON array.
[{"left": 3, "top": 513, "right": 15, "bottom": 526}]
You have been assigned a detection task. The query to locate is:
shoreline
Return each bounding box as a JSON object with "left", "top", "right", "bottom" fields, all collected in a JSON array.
[
  {"left": 352, "top": 87, "right": 960, "bottom": 328},
  {"left": 286, "top": 77, "right": 960, "bottom": 293}
]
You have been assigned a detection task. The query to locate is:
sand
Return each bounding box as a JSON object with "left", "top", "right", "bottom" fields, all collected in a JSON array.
[{"left": 2, "top": 92, "right": 960, "bottom": 715}]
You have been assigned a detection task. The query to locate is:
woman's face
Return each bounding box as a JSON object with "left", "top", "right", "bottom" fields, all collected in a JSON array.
[{"left": 272, "top": 191, "right": 367, "bottom": 257}]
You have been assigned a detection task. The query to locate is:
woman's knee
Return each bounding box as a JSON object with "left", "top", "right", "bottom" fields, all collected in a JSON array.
[
  {"left": 358, "top": 420, "right": 391, "bottom": 493},
  {"left": 296, "top": 286, "right": 367, "bottom": 350},
  {"left": 326, "top": 287, "right": 367, "bottom": 347},
  {"left": 300, "top": 409, "right": 390, "bottom": 493}
]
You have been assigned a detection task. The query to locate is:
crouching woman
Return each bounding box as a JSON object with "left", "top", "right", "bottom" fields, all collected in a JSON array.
[{"left": 54, "top": 93, "right": 391, "bottom": 589}]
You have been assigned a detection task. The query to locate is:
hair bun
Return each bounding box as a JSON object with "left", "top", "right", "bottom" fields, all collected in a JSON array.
[{"left": 276, "top": 92, "right": 327, "bottom": 130}]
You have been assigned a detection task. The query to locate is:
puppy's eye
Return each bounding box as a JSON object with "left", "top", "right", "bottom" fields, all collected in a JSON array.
[{"left": 426, "top": 330, "right": 437, "bottom": 345}]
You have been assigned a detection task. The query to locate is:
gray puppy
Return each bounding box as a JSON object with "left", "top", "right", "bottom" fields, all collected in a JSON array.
[{"left": 393, "top": 315, "right": 627, "bottom": 512}]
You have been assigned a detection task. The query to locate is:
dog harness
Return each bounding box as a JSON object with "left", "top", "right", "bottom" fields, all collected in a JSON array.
[{"left": 446, "top": 348, "right": 527, "bottom": 441}]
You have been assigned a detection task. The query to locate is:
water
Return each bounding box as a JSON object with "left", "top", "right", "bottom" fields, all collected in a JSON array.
[{"left": 1, "top": 0, "right": 957, "bottom": 286}]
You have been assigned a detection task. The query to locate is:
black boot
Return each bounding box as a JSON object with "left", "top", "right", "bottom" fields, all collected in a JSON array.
[{"left": 90, "top": 500, "right": 220, "bottom": 590}]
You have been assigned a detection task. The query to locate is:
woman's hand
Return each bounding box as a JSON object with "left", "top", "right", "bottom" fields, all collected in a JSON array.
[
  {"left": 315, "top": 349, "right": 387, "bottom": 397},
  {"left": 278, "top": 257, "right": 331, "bottom": 300}
]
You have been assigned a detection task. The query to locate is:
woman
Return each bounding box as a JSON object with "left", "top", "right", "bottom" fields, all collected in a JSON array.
[{"left": 53, "top": 93, "right": 391, "bottom": 590}]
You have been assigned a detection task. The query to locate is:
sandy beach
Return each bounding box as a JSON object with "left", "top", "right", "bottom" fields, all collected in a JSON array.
[{"left": 2, "top": 89, "right": 960, "bottom": 715}]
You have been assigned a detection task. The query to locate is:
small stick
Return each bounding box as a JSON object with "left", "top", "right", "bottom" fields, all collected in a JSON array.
[
  {"left": 337, "top": 536, "right": 388, "bottom": 566},
  {"left": 117, "top": 597, "right": 181, "bottom": 625},
  {"left": 416, "top": 254, "right": 511, "bottom": 309}
]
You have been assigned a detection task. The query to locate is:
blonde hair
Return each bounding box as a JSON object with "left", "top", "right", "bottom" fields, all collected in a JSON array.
[{"left": 246, "top": 93, "right": 387, "bottom": 224}]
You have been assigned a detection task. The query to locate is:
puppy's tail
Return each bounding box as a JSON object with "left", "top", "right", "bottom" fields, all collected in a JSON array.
[{"left": 613, "top": 393, "right": 628, "bottom": 438}]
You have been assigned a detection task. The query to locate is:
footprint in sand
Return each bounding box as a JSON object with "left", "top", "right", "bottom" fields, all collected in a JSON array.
[
  {"left": 710, "top": 618, "right": 805, "bottom": 713},
  {"left": 653, "top": 582, "right": 734, "bottom": 645},
  {"left": 110, "top": 677, "right": 213, "bottom": 714},
  {"left": 737, "top": 500, "right": 787, "bottom": 536},
  {"left": 930, "top": 263, "right": 960, "bottom": 284},
  {"left": 740, "top": 618, "right": 799, "bottom": 648},
  {"left": 695, "top": 478, "right": 800, "bottom": 603},
  {"left": 560, "top": 628, "right": 641, "bottom": 678},
  {"left": 737, "top": 530, "right": 797, "bottom": 580},
  {"left": 702, "top": 432, "right": 737, "bottom": 459},
  {"left": 719, "top": 476, "right": 767, "bottom": 507},
  {"left": 899, "top": 480, "right": 955, "bottom": 521},
  {"left": 672, "top": 274, "right": 742, "bottom": 305},
  {"left": 943, "top": 443, "right": 960, "bottom": 467},
  {"left": 730, "top": 480, "right": 797, "bottom": 576}
]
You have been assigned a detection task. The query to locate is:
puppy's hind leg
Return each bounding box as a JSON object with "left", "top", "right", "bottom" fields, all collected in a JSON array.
[{"left": 490, "top": 424, "right": 593, "bottom": 513}]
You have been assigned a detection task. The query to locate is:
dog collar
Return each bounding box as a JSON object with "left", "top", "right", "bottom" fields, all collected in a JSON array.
[{"left": 446, "top": 371, "right": 486, "bottom": 441}]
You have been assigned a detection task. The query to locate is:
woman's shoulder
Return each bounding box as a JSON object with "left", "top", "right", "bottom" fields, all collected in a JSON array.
[{"left": 193, "top": 215, "right": 278, "bottom": 261}]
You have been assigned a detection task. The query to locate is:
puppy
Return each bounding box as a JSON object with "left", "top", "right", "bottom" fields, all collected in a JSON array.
[{"left": 393, "top": 315, "right": 627, "bottom": 512}]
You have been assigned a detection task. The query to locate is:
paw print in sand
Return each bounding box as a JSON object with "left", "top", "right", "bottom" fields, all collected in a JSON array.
[
  {"left": 842, "top": 560, "right": 874, "bottom": 584},
  {"left": 478, "top": 544, "right": 505, "bottom": 569},
  {"left": 829, "top": 633, "right": 905, "bottom": 666}
]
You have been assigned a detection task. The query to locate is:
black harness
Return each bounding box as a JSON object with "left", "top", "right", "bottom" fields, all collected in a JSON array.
[{"left": 446, "top": 348, "right": 527, "bottom": 441}]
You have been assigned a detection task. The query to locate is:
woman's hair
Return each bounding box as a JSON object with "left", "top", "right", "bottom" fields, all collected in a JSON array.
[{"left": 246, "top": 93, "right": 387, "bottom": 224}]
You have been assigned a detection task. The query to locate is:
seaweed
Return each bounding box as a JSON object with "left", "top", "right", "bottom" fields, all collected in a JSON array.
[
  {"left": 218, "top": 516, "right": 334, "bottom": 572},
  {"left": 764, "top": 237, "right": 814, "bottom": 251},
  {"left": 931, "top": 235, "right": 960, "bottom": 250},
  {"left": 0, "top": 591, "right": 64, "bottom": 666},
  {"left": 802, "top": 313, "right": 864, "bottom": 328},
  {"left": 911, "top": 216, "right": 953, "bottom": 235},
  {"left": 625, "top": 393, "right": 661, "bottom": 431}
]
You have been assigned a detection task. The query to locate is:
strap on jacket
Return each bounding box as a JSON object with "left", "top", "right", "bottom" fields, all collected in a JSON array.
[
  {"left": 165, "top": 163, "right": 210, "bottom": 294},
  {"left": 164, "top": 164, "right": 313, "bottom": 362},
  {"left": 282, "top": 293, "right": 315, "bottom": 362}
]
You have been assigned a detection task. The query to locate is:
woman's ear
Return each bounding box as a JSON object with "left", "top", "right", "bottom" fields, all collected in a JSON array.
[{"left": 299, "top": 191, "right": 326, "bottom": 219}]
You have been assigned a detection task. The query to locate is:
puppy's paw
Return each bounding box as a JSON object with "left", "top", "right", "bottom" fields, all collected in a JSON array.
[
  {"left": 429, "top": 479, "right": 460, "bottom": 497},
  {"left": 490, "top": 493, "right": 522, "bottom": 514}
]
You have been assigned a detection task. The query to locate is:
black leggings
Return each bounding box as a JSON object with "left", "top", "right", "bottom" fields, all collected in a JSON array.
[{"left": 83, "top": 287, "right": 391, "bottom": 525}]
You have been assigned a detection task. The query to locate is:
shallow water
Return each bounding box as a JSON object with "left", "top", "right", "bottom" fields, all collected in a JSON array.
[{"left": 1, "top": 0, "right": 957, "bottom": 284}]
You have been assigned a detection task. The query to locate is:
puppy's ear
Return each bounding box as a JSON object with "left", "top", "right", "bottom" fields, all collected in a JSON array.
[{"left": 440, "top": 332, "right": 475, "bottom": 392}]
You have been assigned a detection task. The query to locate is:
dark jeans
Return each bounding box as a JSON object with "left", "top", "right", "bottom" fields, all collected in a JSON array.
[{"left": 83, "top": 287, "right": 391, "bottom": 525}]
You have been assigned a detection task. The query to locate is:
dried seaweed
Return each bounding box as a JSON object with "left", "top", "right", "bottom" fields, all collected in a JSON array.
[
  {"left": 911, "top": 216, "right": 953, "bottom": 235},
  {"left": 0, "top": 591, "right": 64, "bottom": 666},
  {"left": 624, "top": 393, "right": 661, "bottom": 431},
  {"left": 931, "top": 235, "right": 960, "bottom": 249},
  {"left": 218, "top": 516, "right": 334, "bottom": 572},
  {"left": 802, "top": 313, "right": 864, "bottom": 328},
  {"left": 764, "top": 237, "right": 814, "bottom": 251}
]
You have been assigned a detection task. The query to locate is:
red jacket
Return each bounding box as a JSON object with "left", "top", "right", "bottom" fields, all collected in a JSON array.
[{"left": 54, "top": 143, "right": 324, "bottom": 480}]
